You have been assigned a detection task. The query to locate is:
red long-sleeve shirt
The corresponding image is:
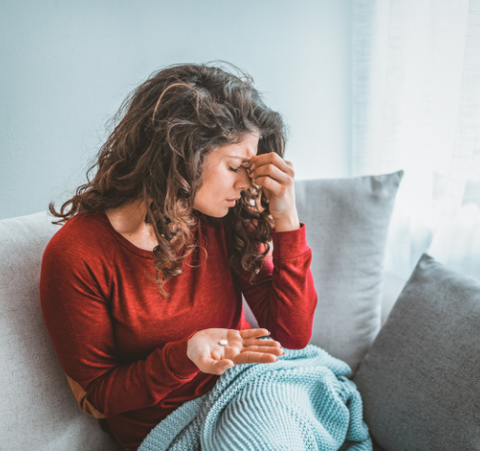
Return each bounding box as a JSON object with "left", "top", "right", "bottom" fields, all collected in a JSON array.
[{"left": 39, "top": 209, "right": 317, "bottom": 450}]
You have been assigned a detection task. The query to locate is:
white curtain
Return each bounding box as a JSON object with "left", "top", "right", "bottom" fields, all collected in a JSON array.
[{"left": 352, "top": 0, "right": 480, "bottom": 282}]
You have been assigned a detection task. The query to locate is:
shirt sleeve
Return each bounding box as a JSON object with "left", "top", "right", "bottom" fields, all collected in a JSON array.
[
  {"left": 39, "top": 239, "right": 201, "bottom": 419},
  {"left": 235, "top": 222, "right": 318, "bottom": 350}
]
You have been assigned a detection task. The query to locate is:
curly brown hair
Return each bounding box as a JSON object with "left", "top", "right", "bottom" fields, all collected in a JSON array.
[{"left": 49, "top": 62, "right": 286, "bottom": 299}]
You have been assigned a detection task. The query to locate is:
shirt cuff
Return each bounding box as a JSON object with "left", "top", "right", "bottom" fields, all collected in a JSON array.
[
  {"left": 164, "top": 331, "right": 201, "bottom": 380},
  {"left": 271, "top": 222, "right": 309, "bottom": 260}
]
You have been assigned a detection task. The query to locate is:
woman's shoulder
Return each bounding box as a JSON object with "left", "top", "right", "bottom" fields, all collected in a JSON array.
[
  {"left": 40, "top": 211, "right": 115, "bottom": 298},
  {"left": 43, "top": 210, "right": 111, "bottom": 262}
]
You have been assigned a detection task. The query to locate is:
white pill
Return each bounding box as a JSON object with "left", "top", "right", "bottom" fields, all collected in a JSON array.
[{"left": 219, "top": 339, "right": 228, "bottom": 346}]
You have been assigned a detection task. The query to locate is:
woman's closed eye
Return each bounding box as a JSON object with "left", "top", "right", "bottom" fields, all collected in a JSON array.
[{"left": 229, "top": 166, "right": 242, "bottom": 173}]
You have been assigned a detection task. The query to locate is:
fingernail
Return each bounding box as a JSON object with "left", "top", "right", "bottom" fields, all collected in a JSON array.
[{"left": 224, "top": 364, "right": 233, "bottom": 370}]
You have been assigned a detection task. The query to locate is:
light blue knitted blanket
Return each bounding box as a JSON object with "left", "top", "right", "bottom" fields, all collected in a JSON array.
[{"left": 138, "top": 339, "right": 372, "bottom": 451}]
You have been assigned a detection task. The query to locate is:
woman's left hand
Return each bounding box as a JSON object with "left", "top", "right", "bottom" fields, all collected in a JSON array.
[{"left": 243, "top": 152, "right": 300, "bottom": 231}]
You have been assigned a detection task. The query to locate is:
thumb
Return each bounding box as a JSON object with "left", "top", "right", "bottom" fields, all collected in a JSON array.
[
  {"left": 216, "top": 359, "right": 235, "bottom": 373},
  {"left": 199, "top": 357, "right": 234, "bottom": 375}
]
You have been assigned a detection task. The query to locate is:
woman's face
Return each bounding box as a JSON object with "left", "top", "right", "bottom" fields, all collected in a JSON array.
[{"left": 193, "top": 132, "right": 259, "bottom": 218}]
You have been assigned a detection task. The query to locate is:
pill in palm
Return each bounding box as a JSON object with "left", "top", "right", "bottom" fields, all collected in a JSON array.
[{"left": 219, "top": 339, "right": 228, "bottom": 346}]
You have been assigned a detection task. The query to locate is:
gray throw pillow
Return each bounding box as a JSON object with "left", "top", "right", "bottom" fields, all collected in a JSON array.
[
  {"left": 353, "top": 253, "right": 480, "bottom": 451},
  {"left": 298, "top": 170, "right": 403, "bottom": 377}
]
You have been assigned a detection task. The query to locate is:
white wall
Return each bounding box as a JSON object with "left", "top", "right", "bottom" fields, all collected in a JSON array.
[{"left": 0, "top": 0, "right": 352, "bottom": 220}]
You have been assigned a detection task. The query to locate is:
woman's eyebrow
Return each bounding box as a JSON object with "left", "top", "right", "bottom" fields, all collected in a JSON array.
[{"left": 229, "top": 155, "right": 252, "bottom": 163}]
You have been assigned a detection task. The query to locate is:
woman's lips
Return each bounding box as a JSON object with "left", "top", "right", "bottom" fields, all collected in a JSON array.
[{"left": 226, "top": 197, "right": 240, "bottom": 206}]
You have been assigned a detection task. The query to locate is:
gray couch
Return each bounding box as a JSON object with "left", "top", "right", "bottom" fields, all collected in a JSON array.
[{"left": 1, "top": 173, "right": 406, "bottom": 451}]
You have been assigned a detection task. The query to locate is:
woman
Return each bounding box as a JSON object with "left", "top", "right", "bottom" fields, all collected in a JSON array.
[{"left": 39, "top": 62, "right": 318, "bottom": 450}]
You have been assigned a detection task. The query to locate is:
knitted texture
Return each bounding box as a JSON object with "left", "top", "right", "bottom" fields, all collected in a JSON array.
[{"left": 138, "top": 339, "right": 372, "bottom": 451}]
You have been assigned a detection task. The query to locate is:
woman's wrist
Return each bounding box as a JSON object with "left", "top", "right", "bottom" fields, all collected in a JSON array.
[
  {"left": 273, "top": 215, "right": 300, "bottom": 232},
  {"left": 186, "top": 331, "right": 199, "bottom": 361}
]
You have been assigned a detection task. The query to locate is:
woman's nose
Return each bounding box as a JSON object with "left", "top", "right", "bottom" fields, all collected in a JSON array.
[{"left": 235, "top": 167, "right": 253, "bottom": 191}]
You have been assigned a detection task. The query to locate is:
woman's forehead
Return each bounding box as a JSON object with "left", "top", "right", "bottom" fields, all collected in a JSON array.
[{"left": 217, "top": 133, "right": 259, "bottom": 161}]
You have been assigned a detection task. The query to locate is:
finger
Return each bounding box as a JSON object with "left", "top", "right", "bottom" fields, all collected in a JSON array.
[
  {"left": 252, "top": 174, "right": 285, "bottom": 194},
  {"left": 239, "top": 329, "right": 270, "bottom": 340},
  {"left": 243, "top": 337, "right": 281, "bottom": 347},
  {"left": 234, "top": 350, "right": 279, "bottom": 365},
  {"left": 240, "top": 345, "right": 284, "bottom": 356},
  {"left": 250, "top": 162, "right": 292, "bottom": 186},
  {"left": 248, "top": 153, "right": 293, "bottom": 175},
  {"left": 241, "top": 154, "right": 262, "bottom": 168}
]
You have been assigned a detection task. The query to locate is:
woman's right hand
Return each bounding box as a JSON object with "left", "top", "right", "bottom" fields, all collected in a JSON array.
[{"left": 186, "top": 328, "right": 284, "bottom": 375}]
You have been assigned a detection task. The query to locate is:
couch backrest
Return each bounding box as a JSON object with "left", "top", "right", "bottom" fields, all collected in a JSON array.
[
  {"left": 0, "top": 173, "right": 403, "bottom": 448},
  {"left": 0, "top": 211, "right": 123, "bottom": 451}
]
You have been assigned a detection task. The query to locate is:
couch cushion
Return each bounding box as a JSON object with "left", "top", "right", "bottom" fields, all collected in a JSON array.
[
  {"left": 0, "top": 211, "right": 124, "bottom": 450},
  {"left": 372, "top": 439, "right": 387, "bottom": 451},
  {"left": 293, "top": 170, "right": 402, "bottom": 377},
  {"left": 353, "top": 253, "right": 480, "bottom": 451}
]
